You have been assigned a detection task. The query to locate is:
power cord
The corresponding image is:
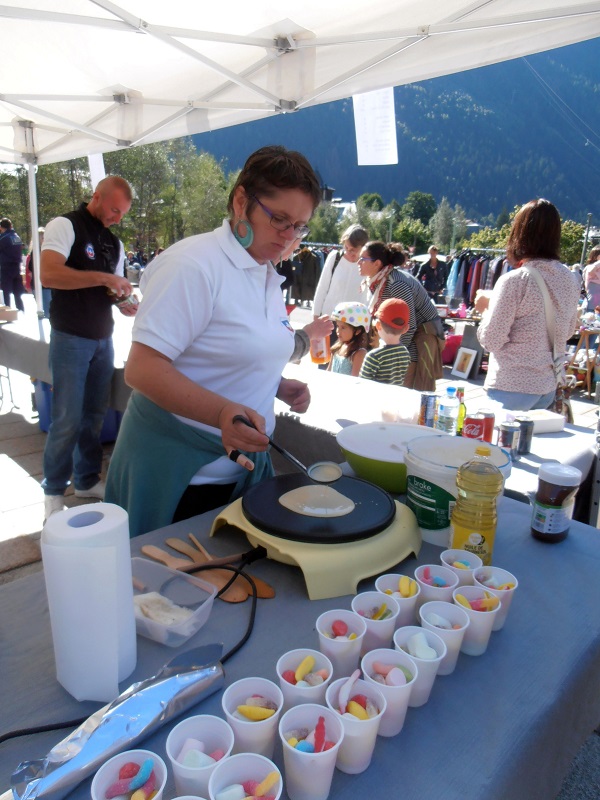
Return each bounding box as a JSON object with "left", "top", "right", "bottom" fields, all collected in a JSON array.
[{"left": 0, "top": 547, "right": 268, "bottom": 744}]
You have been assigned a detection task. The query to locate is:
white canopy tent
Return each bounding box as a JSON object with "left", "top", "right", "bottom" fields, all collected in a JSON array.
[{"left": 1, "top": 1, "right": 599, "bottom": 309}]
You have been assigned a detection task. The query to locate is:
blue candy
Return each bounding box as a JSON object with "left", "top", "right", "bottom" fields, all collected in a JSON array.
[
  {"left": 295, "top": 740, "right": 315, "bottom": 753},
  {"left": 128, "top": 759, "right": 154, "bottom": 791}
]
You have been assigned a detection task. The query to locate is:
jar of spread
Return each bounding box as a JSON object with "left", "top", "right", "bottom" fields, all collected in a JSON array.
[{"left": 530, "top": 463, "right": 582, "bottom": 543}]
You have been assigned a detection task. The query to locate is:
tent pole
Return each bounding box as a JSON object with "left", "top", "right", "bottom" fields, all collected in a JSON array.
[
  {"left": 27, "top": 163, "right": 43, "bottom": 317},
  {"left": 580, "top": 213, "right": 592, "bottom": 267}
]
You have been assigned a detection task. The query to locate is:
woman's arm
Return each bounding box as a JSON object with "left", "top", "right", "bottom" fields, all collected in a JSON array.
[
  {"left": 312, "top": 251, "right": 336, "bottom": 318},
  {"left": 477, "top": 275, "right": 520, "bottom": 353},
  {"left": 124, "top": 342, "right": 269, "bottom": 453}
]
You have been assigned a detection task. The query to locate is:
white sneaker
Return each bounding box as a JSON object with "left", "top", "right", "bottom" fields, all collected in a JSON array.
[
  {"left": 44, "top": 495, "right": 65, "bottom": 522},
  {"left": 74, "top": 480, "right": 105, "bottom": 500}
]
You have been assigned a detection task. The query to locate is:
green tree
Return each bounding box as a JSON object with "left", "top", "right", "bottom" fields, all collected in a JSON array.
[
  {"left": 496, "top": 207, "right": 510, "bottom": 228},
  {"left": 401, "top": 191, "right": 437, "bottom": 225},
  {"left": 105, "top": 143, "right": 172, "bottom": 254},
  {"left": 357, "top": 192, "right": 384, "bottom": 211},
  {"left": 560, "top": 219, "right": 585, "bottom": 265},
  {"left": 429, "top": 197, "right": 454, "bottom": 250},
  {"left": 393, "top": 217, "right": 429, "bottom": 254},
  {"left": 179, "top": 150, "right": 230, "bottom": 238},
  {"left": 306, "top": 202, "right": 341, "bottom": 244}
]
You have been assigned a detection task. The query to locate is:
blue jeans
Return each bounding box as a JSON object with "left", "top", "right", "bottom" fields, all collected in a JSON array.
[
  {"left": 485, "top": 387, "right": 556, "bottom": 412},
  {"left": 42, "top": 330, "right": 114, "bottom": 495}
]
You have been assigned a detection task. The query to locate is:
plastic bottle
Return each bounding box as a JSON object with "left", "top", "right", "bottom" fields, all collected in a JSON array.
[
  {"left": 456, "top": 385, "right": 467, "bottom": 435},
  {"left": 435, "top": 387, "right": 460, "bottom": 435},
  {"left": 310, "top": 335, "right": 331, "bottom": 365},
  {"left": 530, "top": 463, "right": 582, "bottom": 543},
  {"left": 449, "top": 445, "right": 504, "bottom": 565}
]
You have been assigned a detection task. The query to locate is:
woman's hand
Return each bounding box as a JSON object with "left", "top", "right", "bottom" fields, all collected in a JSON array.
[
  {"left": 277, "top": 378, "right": 311, "bottom": 413},
  {"left": 218, "top": 403, "right": 269, "bottom": 453},
  {"left": 303, "top": 315, "right": 333, "bottom": 341}
]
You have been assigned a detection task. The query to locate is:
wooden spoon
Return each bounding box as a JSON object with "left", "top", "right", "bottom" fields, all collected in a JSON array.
[
  {"left": 189, "top": 534, "right": 277, "bottom": 599},
  {"left": 166, "top": 537, "right": 275, "bottom": 599},
  {"left": 139, "top": 544, "right": 248, "bottom": 603}
]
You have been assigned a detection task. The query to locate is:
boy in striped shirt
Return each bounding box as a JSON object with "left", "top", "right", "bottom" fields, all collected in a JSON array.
[{"left": 359, "top": 298, "right": 411, "bottom": 385}]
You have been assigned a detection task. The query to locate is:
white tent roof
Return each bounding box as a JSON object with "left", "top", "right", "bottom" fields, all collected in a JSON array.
[{"left": 1, "top": 1, "right": 600, "bottom": 165}]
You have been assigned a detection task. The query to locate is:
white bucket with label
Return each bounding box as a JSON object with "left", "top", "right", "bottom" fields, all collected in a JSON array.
[{"left": 405, "top": 436, "right": 511, "bottom": 547}]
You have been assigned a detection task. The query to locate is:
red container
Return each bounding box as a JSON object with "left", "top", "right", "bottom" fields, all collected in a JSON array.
[
  {"left": 479, "top": 409, "right": 496, "bottom": 443},
  {"left": 462, "top": 413, "right": 485, "bottom": 440}
]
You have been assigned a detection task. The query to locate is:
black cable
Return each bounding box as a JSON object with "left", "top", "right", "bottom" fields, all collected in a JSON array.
[
  {"left": 0, "top": 718, "right": 90, "bottom": 745},
  {"left": 0, "top": 550, "right": 267, "bottom": 743}
]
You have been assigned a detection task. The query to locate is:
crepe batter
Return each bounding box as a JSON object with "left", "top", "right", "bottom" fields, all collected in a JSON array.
[{"left": 278, "top": 485, "right": 355, "bottom": 517}]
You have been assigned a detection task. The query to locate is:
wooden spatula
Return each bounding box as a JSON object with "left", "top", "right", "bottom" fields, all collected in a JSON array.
[
  {"left": 139, "top": 544, "right": 247, "bottom": 603},
  {"left": 167, "top": 537, "right": 275, "bottom": 599}
]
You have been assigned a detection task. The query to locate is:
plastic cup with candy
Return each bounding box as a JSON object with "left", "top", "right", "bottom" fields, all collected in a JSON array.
[
  {"left": 472, "top": 565, "right": 518, "bottom": 631},
  {"left": 278, "top": 703, "right": 344, "bottom": 800},
  {"left": 418, "top": 600, "right": 470, "bottom": 676},
  {"left": 360, "top": 648, "right": 419, "bottom": 737},
  {"left": 414, "top": 564, "right": 459, "bottom": 609},
  {"left": 207, "top": 752, "right": 282, "bottom": 800},
  {"left": 315, "top": 609, "right": 367, "bottom": 680},
  {"left": 91, "top": 749, "right": 168, "bottom": 800},
  {"left": 166, "top": 715, "right": 234, "bottom": 798},
  {"left": 374, "top": 573, "right": 421, "bottom": 627},
  {"left": 276, "top": 648, "right": 333, "bottom": 711},
  {"left": 440, "top": 549, "right": 483, "bottom": 587},
  {"left": 393, "top": 626, "right": 447, "bottom": 707},
  {"left": 350, "top": 591, "right": 400, "bottom": 655},
  {"left": 221, "top": 677, "right": 283, "bottom": 760},
  {"left": 452, "top": 585, "right": 501, "bottom": 655},
  {"left": 325, "top": 671, "right": 386, "bottom": 774}
]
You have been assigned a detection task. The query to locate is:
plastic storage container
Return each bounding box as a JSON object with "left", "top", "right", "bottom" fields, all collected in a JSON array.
[
  {"left": 405, "top": 435, "right": 510, "bottom": 547},
  {"left": 131, "top": 558, "right": 217, "bottom": 647},
  {"left": 449, "top": 445, "right": 504, "bottom": 565}
]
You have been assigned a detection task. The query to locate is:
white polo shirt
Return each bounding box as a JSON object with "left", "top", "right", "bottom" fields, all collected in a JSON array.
[{"left": 134, "top": 220, "right": 295, "bottom": 483}]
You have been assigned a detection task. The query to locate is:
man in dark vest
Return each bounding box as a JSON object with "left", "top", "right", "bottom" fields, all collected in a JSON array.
[
  {"left": 40, "top": 176, "right": 137, "bottom": 521},
  {"left": 0, "top": 217, "right": 24, "bottom": 312}
]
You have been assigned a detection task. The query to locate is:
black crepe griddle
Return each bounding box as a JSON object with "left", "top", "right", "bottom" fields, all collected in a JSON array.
[{"left": 241, "top": 473, "right": 396, "bottom": 544}]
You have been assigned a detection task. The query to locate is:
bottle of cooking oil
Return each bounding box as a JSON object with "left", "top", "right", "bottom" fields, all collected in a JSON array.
[{"left": 449, "top": 445, "right": 504, "bottom": 565}]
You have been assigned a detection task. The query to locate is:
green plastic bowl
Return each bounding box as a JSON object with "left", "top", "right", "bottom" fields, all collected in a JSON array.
[{"left": 336, "top": 423, "right": 444, "bottom": 493}]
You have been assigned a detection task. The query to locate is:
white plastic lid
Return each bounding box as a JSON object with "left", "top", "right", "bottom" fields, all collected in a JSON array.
[{"left": 538, "top": 463, "right": 582, "bottom": 487}]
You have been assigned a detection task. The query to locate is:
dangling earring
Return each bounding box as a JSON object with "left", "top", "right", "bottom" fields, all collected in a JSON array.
[{"left": 233, "top": 218, "right": 254, "bottom": 249}]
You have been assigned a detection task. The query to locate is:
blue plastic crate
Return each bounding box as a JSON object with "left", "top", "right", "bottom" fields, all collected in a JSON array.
[{"left": 34, "top": 381, "right": 122, "bottom": 442}]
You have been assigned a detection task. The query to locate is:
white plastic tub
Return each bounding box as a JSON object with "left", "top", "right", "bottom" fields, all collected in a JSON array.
[{"left": 405, "top": 436, "right": 511, "bottom": 547}]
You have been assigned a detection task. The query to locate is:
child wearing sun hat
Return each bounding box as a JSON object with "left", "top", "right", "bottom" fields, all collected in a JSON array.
[{"left": 328, "top": 301, "right": 371, "bottom": 376}]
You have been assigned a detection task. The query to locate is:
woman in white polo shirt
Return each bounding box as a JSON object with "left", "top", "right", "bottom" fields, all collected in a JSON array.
[{"left": 106, "top": 146, "right": 322, "bottom": 536}]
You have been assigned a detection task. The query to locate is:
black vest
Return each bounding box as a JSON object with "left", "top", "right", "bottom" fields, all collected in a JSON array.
[{"left": 50, "top": 203, "right": 122, "bottom": 340}]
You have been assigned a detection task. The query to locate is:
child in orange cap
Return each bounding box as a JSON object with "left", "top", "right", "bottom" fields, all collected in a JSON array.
[{"left": 359, "top": 298, "right": 411, "bottom": 385}]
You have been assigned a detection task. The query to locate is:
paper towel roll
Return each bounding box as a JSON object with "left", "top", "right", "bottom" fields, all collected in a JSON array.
[{"left": 41, "top": 502, "right": 137, "bottom": 702}]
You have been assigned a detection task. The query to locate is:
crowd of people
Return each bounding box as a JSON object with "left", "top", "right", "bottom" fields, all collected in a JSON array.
[{"left": 0, "top": 144, "right": 590, "bottom": 533}]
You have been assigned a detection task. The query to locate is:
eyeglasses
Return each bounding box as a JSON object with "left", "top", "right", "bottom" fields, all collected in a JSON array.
[
  {"left": 250, "top": 195, "right": 310, "bottom": 239},
  {"left": 358, "top": 256, "right": 375, "bottom": 262}
]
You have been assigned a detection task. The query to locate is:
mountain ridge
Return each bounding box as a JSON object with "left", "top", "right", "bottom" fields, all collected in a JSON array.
[{"left": 193, "top": 38, "right": 600, "bottom": 222}]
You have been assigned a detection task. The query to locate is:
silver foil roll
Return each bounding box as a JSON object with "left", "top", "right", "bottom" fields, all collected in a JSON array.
[{"left": 11, "top": 644, "right": 224, "bottom": 800}]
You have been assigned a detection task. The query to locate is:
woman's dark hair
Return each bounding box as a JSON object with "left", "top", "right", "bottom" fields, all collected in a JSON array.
[
  {"left": 587, "top": 244, "right": 600, "bottom": 265},
  {"left": 364, "top": 240, "right": 407, "bottom": 267},
  {"left": 506, "top": 199, "right": 561, "bottom": 264},
  {"left": 331, "top": 324, "right": 370, "bottom": 358},
  {"left": 227, "top": 145, "right": 322, "bottom": 215}
]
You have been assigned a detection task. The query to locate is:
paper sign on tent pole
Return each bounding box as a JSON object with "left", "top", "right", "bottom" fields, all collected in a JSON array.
[
  {"left": 353, "top": 87, "right": 398, "bottom": 166},
  {"left": 88, "top": 154, "right": 106, "bottom": 189}
]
